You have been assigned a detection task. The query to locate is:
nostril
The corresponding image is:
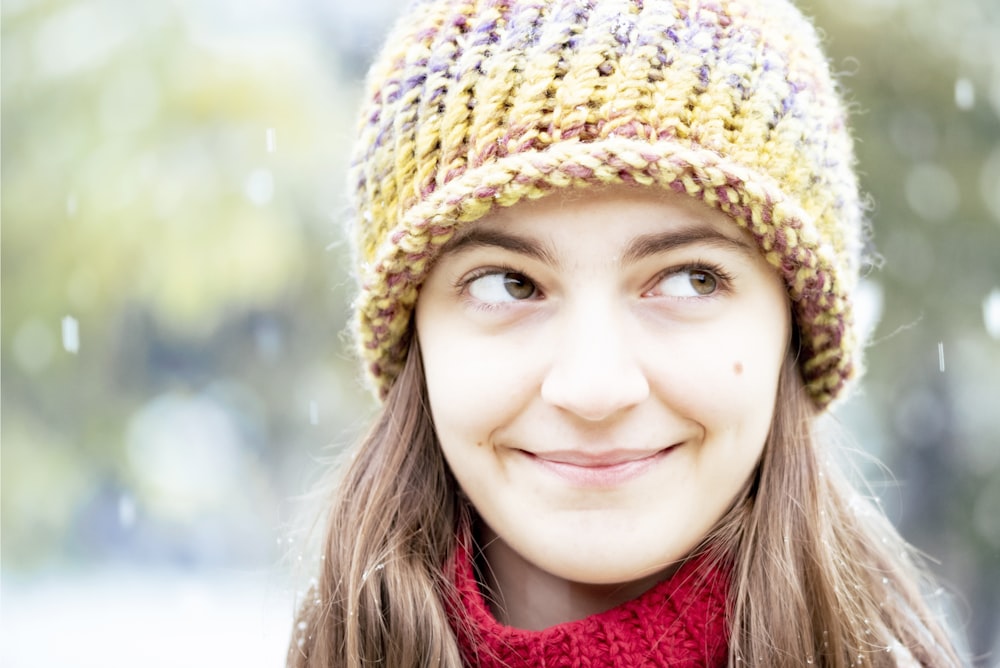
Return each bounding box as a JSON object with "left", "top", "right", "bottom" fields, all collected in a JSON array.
[{"left": 540, "top": 357, "right": 649, "bottom": 421}]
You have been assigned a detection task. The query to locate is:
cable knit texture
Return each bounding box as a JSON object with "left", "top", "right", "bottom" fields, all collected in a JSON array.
[
  {"left": 446, "top": 538, "right": 730, "bottom": 667},
  {"left": 348, "top": 0, "right": 865, "bottom": 408}
]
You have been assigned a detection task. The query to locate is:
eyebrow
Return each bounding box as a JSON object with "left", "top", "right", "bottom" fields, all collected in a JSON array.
[
  {"left": 440, "top": 224, "right": 756, "bottom": 266},
  {"left": 441, "top": 228, "right": 559, "bottom": 266},
  {"left": 621, "top": 227, "right": 757, "bottom": 264}
]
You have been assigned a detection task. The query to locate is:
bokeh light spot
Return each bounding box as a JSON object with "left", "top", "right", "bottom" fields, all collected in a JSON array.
[{"left": 904, "top": 162, "right": 959, "bottom": 222}]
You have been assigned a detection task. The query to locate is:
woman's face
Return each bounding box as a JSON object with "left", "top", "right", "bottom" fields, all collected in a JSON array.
[{"left": 416, "top": 186, "right": 789, "bottom": 611}]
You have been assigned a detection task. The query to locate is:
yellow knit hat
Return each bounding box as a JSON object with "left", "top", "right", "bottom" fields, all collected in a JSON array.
[{"left": 348, "top": 0, "right": 866, "bottom": 408}]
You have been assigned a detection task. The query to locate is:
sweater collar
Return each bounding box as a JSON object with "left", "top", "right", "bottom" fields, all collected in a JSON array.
[{"left": 446, "top": 533, "right": 730, "bottom": 667}]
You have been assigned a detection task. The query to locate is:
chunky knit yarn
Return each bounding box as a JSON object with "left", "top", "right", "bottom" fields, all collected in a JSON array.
[
  {"left": 446, "top": 537, "right": 729, "bottom": 667},
  {"left": 348, "top": 0, "right": 865, "bottom": 408}
]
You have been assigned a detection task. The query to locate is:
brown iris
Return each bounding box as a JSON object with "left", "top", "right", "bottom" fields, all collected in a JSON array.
[
  {"left": 502, "top": 272, "right": 536, "bottom": 299},
  {"left": 689, "top": 271, "right": 717, "bottom": 296}
]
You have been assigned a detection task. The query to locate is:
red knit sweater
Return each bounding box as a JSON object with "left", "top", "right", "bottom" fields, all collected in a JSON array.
[{"left": 446, "top": 538, "right": 730, "bottom": 667}]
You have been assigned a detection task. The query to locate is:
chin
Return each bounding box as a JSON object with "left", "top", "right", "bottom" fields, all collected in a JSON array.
[{"left": 540, "top": 550, "right": 682, "bottom": 587}]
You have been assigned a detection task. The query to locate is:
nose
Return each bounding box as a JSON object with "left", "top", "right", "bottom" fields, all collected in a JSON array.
[{"left": 540, "top": 304, "right": 650, "bottom": 421}]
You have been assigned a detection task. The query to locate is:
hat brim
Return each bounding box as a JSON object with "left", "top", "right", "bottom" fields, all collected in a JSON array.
[{"left": 355, "top": 136, "right": 856, "bottom": 407}]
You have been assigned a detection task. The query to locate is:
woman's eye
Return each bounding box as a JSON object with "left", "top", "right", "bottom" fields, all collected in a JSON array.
[
  {"left": 467, "top": 271, "right": 537, "bottom": 303},
  {"left": 654, "top": 269, "right": 719, "bottom": 297}
]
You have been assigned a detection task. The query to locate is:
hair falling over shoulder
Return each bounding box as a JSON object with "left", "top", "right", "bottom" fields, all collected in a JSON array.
[
  {"left": 287, "top": 346, "right": 965, "bottom": 668},
  {"left": 705, "top": 357, "right": 965, "bottom": 667},
  {"left": 287, "top": 340, "right": 467, "bottom": 668}
]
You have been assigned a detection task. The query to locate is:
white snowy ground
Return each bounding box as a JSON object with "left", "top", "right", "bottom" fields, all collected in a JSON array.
[{"left": 1, "top": 569, "right": 295, "bottom": 667}]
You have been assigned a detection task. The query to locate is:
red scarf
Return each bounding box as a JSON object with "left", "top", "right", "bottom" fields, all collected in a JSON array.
[{"left": 446, "top": 537, "right": 730, "bottom": 667}]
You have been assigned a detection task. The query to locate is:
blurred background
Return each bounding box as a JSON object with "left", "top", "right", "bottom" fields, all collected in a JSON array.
[{"left": 2, "top": 0, "right": 997, "bottom": 665}]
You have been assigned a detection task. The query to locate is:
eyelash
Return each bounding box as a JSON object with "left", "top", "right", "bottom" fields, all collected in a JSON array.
[
  {"left": 648, "top": 260, "right": 735, "bottom": 297},
  {"left": 456, "top": 264, "right": 536, "bottom": 311},
  {"left": 455, "top": 259, "right": 735, "bottom": 309}
]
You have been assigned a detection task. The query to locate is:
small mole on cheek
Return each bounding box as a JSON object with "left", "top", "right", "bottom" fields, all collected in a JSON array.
[{"left": 733, "top": 361, "right": 743, "bottom": 376}]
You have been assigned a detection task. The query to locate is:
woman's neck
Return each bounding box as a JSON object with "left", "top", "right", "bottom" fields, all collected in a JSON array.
[{"left": 477, "top": 525, "right": 679, "bottom": 630}]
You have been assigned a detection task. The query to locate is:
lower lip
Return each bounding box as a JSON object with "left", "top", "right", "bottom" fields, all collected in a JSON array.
[{"left": 523, "top": 447, "right": 675, "bottom": 488}]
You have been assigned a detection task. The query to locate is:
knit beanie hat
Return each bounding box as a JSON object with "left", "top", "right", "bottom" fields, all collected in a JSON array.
[{"left": 347, "top": 0, "right": 866, "bottom": 408}]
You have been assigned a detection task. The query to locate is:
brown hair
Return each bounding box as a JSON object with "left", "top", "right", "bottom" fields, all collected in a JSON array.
[
  {"left": 703, "top": 359, "right": 963, "bottom": 666},
  {"left": 288, "top": 342, "right": 963, "bottom": 667},
  {"left": 287, "top": 339, "right": 464, "bottom": 666}
]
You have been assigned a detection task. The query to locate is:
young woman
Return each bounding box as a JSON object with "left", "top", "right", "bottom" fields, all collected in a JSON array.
[{"left": 290, "top": 0, "right": 966, "bottom": 665}]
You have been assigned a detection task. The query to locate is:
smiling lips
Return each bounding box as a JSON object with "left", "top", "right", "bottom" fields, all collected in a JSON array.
[{"left": 520, "top": 447, "right": 677, "bottom": 487}]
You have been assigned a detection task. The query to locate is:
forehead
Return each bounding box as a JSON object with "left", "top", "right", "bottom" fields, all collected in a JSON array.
[{"left": 441, "top": 185, "right": 758, "bottom": 259}]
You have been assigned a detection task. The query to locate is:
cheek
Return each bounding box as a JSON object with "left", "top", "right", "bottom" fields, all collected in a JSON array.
[
  {"left": 647, "top": 314, "right": 786, "bottom": 432},
  {"left": 418, "top": 318, "right": 539, "bottom": 443}
]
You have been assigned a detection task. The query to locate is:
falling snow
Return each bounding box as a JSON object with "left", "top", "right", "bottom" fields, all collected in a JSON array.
[
  {"left": 983, "top": 289, "right": 1000, "bottom": 340},
  {"left": 62, "top": 315, "right": 80, "bottom": 353}
]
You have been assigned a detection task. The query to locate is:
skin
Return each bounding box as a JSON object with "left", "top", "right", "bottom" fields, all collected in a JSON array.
[{"left": 415, "top": 185, "right": 790, "bottom": 630}]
